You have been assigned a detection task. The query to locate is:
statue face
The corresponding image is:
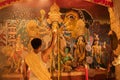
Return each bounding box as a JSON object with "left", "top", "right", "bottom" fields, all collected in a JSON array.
[
  {"left": 78, "top": 36, "right": 83, "bottom": 42},
  {"left": 78, "top": 37, "right": 83, "bottom": 41}
]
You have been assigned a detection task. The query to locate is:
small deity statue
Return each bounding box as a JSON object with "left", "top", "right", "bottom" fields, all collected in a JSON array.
[
  {"left": 92, "top": 41, "right": 101, "bottom": 56},
  {"left": 74, "top": 35, "right": 86, "bottom": 66},
  {"left": 92, "top": 35, "right": 102, "bottom": 68},
  {"left": 49, "top": 21, "right": 67, "bottom": 71}
]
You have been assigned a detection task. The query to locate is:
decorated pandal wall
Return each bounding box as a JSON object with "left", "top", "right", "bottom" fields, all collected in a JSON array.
[{"left": 0, "top": 0, "right": 120, "bottom": 80}]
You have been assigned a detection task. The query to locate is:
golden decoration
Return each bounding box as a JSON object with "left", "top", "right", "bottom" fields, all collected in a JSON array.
[{"left": 47, "top": 3, "right": 63, "bottom": 24}]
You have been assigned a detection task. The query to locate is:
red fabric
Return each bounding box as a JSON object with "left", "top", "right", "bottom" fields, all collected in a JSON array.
[
  {"left": 93, "top": 0, "right": 113, "bottom": 7},
  {"left": 0, "top": 0, "right": 20, "bottom": 8}
]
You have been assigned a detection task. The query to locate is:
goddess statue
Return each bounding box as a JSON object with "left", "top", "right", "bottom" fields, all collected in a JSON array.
[
  {"left": 74, "top": 36, "right": 86, "bottom": 66},
  {"left": 47, "top": 3, "right": 66, "bottom": 55},
  {"left": 46, "top": 3, "right": 67, "bottom": 72},
  {"left": 51, "top": 21, "right": 67, "bottom": 70}
]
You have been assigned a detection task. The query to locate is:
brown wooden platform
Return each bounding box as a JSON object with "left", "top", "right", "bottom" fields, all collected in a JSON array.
[
  {"left": 0, "top": 73, "right": 23, "bottom": 80},
  {"left": 53, "top": 69, "right": 107, "bottom": 80},
  {"left": 0, "top": 69, "right": 112, "bottom": 80}
]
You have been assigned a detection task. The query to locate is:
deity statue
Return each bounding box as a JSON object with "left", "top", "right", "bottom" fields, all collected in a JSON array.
[
  {"left": 50, "top": 21, "right": 67, "bottom": 70},
  {"left": 46, "top": 3, "right": 64, "bottom": 52},
  {"left": 74, "top": 35, "right": 86, "bottom": 66},
  {"left": 92, "top": 35, "right": 102, "bottom": 68},
  {"left": 47, "top": 3, "right": 66, "bottom": 51}
]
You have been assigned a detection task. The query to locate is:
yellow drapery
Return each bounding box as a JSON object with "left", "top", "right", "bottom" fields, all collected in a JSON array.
[{"left": 25, "top": 52, "right": 51, "bottom": 80}]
